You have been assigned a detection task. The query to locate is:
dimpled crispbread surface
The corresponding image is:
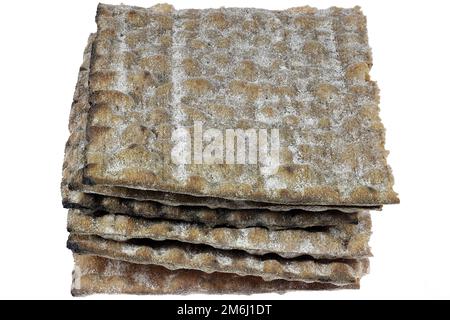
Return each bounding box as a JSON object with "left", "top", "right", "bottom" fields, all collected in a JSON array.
[{"left": 83, "top": 4, "right": 397, "bottom": 205}]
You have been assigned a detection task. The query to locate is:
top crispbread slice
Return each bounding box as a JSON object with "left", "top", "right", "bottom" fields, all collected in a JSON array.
[
  {"left": 82, "top": 3, "right": 398, "bottom": 206},
  {"left": 61, "top": 34, "right": 379, "bottom": 213}
]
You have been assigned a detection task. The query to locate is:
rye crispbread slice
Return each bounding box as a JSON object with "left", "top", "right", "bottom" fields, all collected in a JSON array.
[
  {"left": 67, "top": 209, "right": 372, "bottom": 259},
  {"left": 71, "top": 254, "right": 360, "bottom": 296},
  {"left": 81, "top": 3, "right": 397, "bottom": 206},
  {"left": 68, "top": 233, "right": 369, "bottom": 284}
]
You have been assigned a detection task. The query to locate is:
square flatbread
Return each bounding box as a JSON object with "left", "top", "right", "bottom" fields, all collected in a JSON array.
[
  {"left": 68, "top": 233, "right": 369, "bottom": 284},
  {"left": 81, "top": 3, "right": 398, "bottom": 206},
  {"left": 71, "top": 254, "right": 360, "bottom": 296}
]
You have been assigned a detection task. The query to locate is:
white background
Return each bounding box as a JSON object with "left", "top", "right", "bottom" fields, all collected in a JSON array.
[{"left": 0, "top": 0, "right": 449, "bottom": 299}]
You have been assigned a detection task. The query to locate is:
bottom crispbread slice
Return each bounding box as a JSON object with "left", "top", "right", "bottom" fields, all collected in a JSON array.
[
  {"left": 68, "top": 209, "right": 372, "bottom": 259},
  {"left": 72, "top": 254, "right": 360, "bottom": 296},
  {"left": 63, "top": 187, "right": 358, "bottom": 229},
  {"left": 68, "top": 234, "right": 369, "bottom": 284}
]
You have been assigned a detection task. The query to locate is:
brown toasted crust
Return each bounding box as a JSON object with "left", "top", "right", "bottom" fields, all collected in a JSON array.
[
  {"left": 71, "top": 254, "right": 360, "bottom": 296},
  {"left": 67, "top": 209, "right": 372, "bottom": 259},
  {"left": 81, "top": 3, "right": 398, "bottom": 206},
  {"left": 68, "top": 234, "right": 369, "bottom": 284}
]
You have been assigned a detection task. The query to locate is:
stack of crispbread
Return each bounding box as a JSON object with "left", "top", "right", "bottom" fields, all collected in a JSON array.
[{"left": 62, "top": 3, "right": 398, "bottom": 296}]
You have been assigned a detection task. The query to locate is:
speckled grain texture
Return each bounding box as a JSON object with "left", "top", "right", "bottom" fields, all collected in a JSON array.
[
  {"left": 68, "top": 234, "right": 369, "bottom": 283},
  {"left": 71, "top": 254, "right": 359, "bottom": 296},
  {"left": 82, "top": 3, "right": 398, "bottom": 206},
  {"left": 67, "top": 209, "right": 372, "bottom": 259}
]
